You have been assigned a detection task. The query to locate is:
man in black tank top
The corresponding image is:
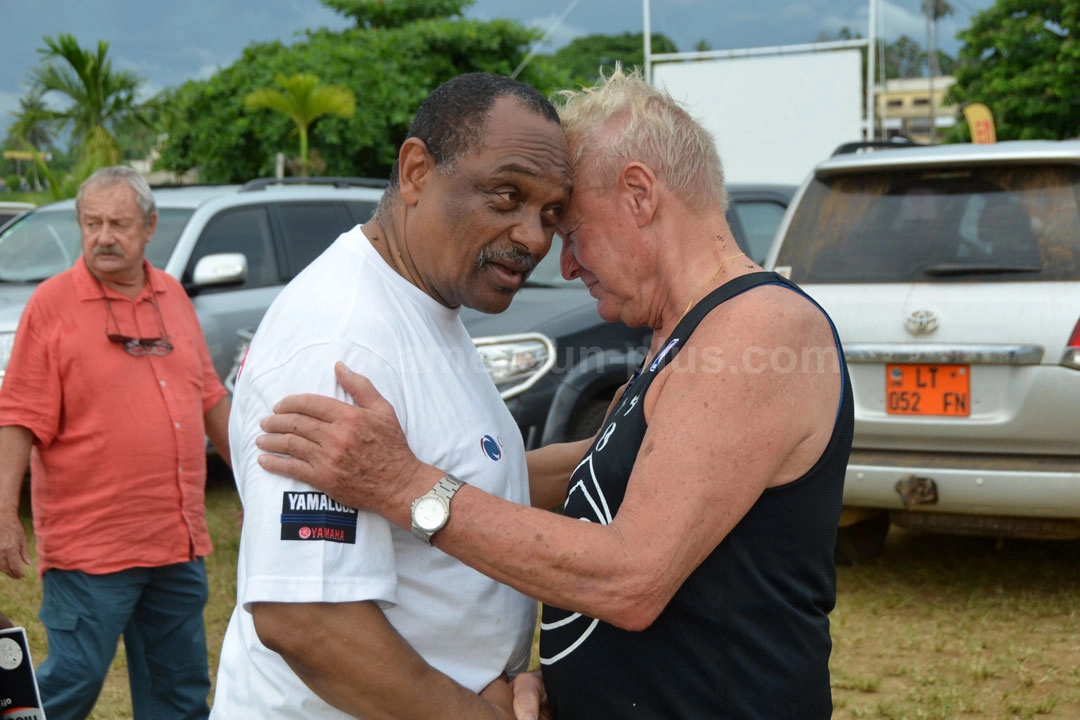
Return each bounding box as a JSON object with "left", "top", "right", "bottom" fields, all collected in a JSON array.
[{"left": 257, "top": 66, "right": 853, "bottom": 719}]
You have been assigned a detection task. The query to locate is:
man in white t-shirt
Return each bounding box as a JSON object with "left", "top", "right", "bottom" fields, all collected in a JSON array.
[{"left": 210, "top": 73, "right": 571, "bottom": 719}]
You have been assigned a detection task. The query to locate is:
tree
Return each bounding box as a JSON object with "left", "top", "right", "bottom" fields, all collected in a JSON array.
[
  {"left": 922, "top": 0, "right": 954, "bottom": 78},
  {"left": 9, "top": 91, "right": 53, "bottom": 152},
  {"left": 817, "top": 26, "right": 862, "bottom": 42},
  {"left": 28, "top": 33, "right": 151, "bottom": 167},
  {"left": 245, "top": 73, "right": 355, "bottom": 176},
  {"left": 932, "top": 49, "right": 956, "bottom": 77},
  {"left": 547, "top": 32, "right": 679, "bottom": 84},
  {"left": 922, "top": 0, "right": 954, "bottom": 143},
  {"left": 319, "top": 0, "right": 468, "bottom": 28},
  {"left": 884, "top": 35, "right": 927, "bottom": 79},
  {"left": 817, "top": 27, "right": 952, "bottom": 81},
  {"left": 6, "top": 91, "right": 55, "bottom": 190},
  {"left": 159, "top": 9, "right": 572, "bottom": 183},
  {"left": 945, "top": 0, "right": 1080, "bottom": 141}
]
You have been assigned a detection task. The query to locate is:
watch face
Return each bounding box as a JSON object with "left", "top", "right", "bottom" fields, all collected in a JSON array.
[
  {"left": 414, "top": 496, "right": 448, "bottom": 532},
  {"left": 0, "top": 637, "right": 23, "bottom": 670}
]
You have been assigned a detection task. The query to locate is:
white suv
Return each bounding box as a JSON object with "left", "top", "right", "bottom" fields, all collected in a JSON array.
[
  {"left": 766, "top": 140, "right": 1080, "bottom": 558},
  {"left": 0, "top": 178, "right": 385, "bottom": 387}
]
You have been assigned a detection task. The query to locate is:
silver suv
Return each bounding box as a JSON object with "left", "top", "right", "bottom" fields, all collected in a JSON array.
[
  {"left": 0, "top": 178, "right": 385, "bottom": 386},
  {"left": 0, "top": 201, "right": 35, "bottom": 228},
  {"left": 766, "top": 140, "right": 1080, "bottom": 558}
]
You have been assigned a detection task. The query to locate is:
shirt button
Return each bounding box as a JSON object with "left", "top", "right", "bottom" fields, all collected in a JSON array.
[
  {"left": 174, "top": 422, "right": 181, "bottom": 429},
  {"left": 160, "top": 380, "right": 166, "bottom": 387}
]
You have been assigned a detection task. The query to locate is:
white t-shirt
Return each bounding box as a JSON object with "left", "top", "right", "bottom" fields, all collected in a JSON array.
[{"left": 211, "top": 226, "right": 535, "bottom": 718}]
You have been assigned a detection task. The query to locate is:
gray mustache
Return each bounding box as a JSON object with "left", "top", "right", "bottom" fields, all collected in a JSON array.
[
  {"left": 93, "top": 246, "right": 124, "bottom": 257},
  {"left": 476, "top": 246, "right": 537, "bottom": 274}
]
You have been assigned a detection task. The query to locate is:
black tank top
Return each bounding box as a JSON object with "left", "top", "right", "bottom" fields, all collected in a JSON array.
[{"left": 539, "top": 272, "right": 853, "bottom": 719}]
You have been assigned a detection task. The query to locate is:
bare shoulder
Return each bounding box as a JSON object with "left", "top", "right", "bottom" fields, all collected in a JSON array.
[
  {"left": 718, "top": 282, "right": 837, "bottom": 349},
  {"left": 643, "top": 282, "right": 843, "bottom": 486},
  {"left": 660, "top": 282, "right": 840, "bottom": 381}
]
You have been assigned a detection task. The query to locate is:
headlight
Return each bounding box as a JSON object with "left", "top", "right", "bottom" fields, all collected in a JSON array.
[
  {"left": 473, "top": 333, "right": 556, "bottom": 400},
  {"left": 0, "top": 331, "right": 15, "bottom": 384}
]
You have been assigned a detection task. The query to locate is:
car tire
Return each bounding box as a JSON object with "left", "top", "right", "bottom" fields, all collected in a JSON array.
[
  {"left": 565, "top": 397, "right": 612, "bottom": 442},
  {"left": 835, "top": 510, "right": 890, "bottom": 566}
]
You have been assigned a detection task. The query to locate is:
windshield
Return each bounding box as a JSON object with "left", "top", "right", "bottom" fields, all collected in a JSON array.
[
  {"left": 0, "top": 207, "right": 194, "bottom": 283},
  {"left": 775, "top": 164, "right": 1080, "bottom": 283}
]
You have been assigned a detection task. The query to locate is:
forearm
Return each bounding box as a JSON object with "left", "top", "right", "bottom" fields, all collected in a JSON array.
[
  {"left": 253, "top": 600, "right": 512, "bottom": 719},
  {"left": 380, "top": 473, "right": 664, "bottom": 630},
  {"left": 444, "top": 488, "right": 666, "bottom": 629},
  {"left": 204, "top": 396, "right": 231, "bottom": 468},
  {"left": 525, "top": 438, "right": 591, "bottom": 509},
  {"left": 0, "top": 426, "right": 32, "bottom": 518}
]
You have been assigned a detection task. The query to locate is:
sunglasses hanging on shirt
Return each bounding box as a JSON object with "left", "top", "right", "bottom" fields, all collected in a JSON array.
[{"left": 98, "top": 279, "right": 173, "bottom": 357}]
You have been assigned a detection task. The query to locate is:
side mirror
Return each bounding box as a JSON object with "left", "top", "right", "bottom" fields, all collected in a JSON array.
[{"left": 192, "top": 253, "right": 247, "bottom": 287}]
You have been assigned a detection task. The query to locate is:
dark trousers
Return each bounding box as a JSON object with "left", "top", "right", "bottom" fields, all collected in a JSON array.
[{"left": 37, "top": 559, "right": 211, "bottom": 720}]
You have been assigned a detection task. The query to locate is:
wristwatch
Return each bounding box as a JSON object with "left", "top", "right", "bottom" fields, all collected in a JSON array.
[{"left": 410, "top": 474, "right": 466, "bottom": 544}]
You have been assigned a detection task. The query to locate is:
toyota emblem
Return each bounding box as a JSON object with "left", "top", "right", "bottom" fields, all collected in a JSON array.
[{"left": 905, "top": 309, "right": 939, "bottom": 335}]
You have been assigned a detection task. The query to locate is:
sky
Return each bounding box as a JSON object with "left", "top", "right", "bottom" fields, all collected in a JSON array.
[{"left": 0, "top": 0, "right": 995, "bottom": 142}]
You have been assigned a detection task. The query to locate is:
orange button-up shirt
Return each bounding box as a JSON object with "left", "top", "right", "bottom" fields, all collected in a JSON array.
[{"left": 0, "top": 259, "right": 226, "bottom": 576}]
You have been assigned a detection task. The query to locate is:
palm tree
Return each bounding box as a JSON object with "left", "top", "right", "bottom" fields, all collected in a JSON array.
[
  {"left": 10, "top": 91, "right": 54, "bottom": 151},
  {"left": 8, "top": 90, "right": 54, "bottom": 189},
  {"left": 244, "top": 73, "right": 356, "bottom": 177},
  {"left": 29, "top": 33, "right": 148, "bottom": 166},
  {"left": 922, "top": 0, "right": 954, "bottom": 144}
]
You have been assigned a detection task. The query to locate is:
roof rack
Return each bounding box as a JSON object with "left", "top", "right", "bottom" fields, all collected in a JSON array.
[
  {"left": 239, "top": 177, "right": 389, "bottom": 192},
  {"left": 831, "top": 138, "right": 922, "bottom": 157}
]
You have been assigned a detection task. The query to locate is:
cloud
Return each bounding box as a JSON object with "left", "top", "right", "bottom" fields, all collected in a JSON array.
[
  {"left": 879, "top": 0, "right": 927, "bottom": 42},
  {"left": 522, "top": 14, "right": 591, "bottom": 51},
  {"left": 0, "top": 89, "right": 20, "bottom": 140},
  {"left": 193, "top": 64, "right": 222, "bottom": 82},
  {"left": 777, "top": 2, "right": 816, "bottom": 22}
]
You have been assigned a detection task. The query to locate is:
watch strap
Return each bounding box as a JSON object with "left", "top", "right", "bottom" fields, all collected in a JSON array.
[{"left": 431, "top": 473, "right": 465, "bottom": 504}]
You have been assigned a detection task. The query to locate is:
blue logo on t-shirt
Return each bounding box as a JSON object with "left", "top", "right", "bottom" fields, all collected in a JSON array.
[{"left": 481, "top": 435, "right": 502, "bottom": 461}]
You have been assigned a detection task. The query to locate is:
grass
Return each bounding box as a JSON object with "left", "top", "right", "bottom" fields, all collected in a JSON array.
[
  {"left": 0, "top": 465, "right": 242, "bottom": 718},
  {"left": 3, "top": 468, "right": 1079, "bottom": 718},
  {"left": 831, "top": 530, "right": 1080, "bottom": 719}
]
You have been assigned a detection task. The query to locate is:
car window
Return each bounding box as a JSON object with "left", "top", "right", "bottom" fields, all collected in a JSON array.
[
  {"left": 346, "top": 201, "right": 378, "bottom": 225},
  {"left": 730, "top": 200, "right": 788, "bottom": 264},
  {"left": 276, "top": 202, "right": 353, "bottom": 280},
  {"left": 184, "top": 205, "right": 278, "bottom": 290},
  {"left": 775, "top": 165, "right": 1080, "bottom": 283},
  {"left": 0, "top": 208, "right": 191, "bottom": 283},
  {"left": 147, "top": 209, "right": 195, "bottom": 269}
]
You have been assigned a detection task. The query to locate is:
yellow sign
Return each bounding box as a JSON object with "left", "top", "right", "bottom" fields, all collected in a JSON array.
[
  {"left": 3, "top": 150, "right": 39, "bottom": 160},
  {"left": 962, "top": 103, "right": 996, "bottom": 144}
]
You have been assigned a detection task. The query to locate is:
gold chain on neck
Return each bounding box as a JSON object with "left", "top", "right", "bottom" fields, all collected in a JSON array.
[
  {"left": 681, "top": 251, "right": 746, "bottom": 320},
  {"left": 638, "top": 250, "right": 747, "bottom": 374}
]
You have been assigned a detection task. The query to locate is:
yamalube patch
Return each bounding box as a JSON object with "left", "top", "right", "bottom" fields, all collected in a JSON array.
[{"left": 280, "top": 491, "right": 359, "bottom": 544}]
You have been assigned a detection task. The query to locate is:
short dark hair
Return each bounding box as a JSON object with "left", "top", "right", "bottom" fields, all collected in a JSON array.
[{"left": 387, "top": 73, "right": 560, "bottom": 188}]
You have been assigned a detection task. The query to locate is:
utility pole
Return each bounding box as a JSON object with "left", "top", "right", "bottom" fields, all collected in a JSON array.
[{"left": 924, "top": 1, "right": 937, "bottom": 144}]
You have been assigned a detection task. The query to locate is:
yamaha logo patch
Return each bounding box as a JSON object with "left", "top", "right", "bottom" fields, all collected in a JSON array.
[{"left": 280, "top": 491, "right": 358, "bottom": 544}]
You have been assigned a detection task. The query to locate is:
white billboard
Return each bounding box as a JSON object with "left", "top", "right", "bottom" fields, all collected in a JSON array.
[{"left": 653, "top": 50, "right": 863, "bottom": 186}]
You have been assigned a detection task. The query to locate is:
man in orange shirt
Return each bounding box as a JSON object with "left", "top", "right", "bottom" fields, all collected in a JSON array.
[{"left": 0, "top": 166, "right": 230, "bottom": 720}]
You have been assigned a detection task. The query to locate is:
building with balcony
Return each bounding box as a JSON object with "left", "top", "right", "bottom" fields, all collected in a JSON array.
[{"left": 877, "top": 76, "right": 957, "bottom": 144}]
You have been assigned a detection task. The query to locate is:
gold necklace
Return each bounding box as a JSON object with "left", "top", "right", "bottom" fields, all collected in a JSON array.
[{"left": 681, "top": 251, "right": 746, "bottom": 320}]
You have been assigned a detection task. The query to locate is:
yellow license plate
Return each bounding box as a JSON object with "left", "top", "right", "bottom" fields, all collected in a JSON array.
[{"left": 885, "top": 364, "right": 970, "bottom": 416}]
